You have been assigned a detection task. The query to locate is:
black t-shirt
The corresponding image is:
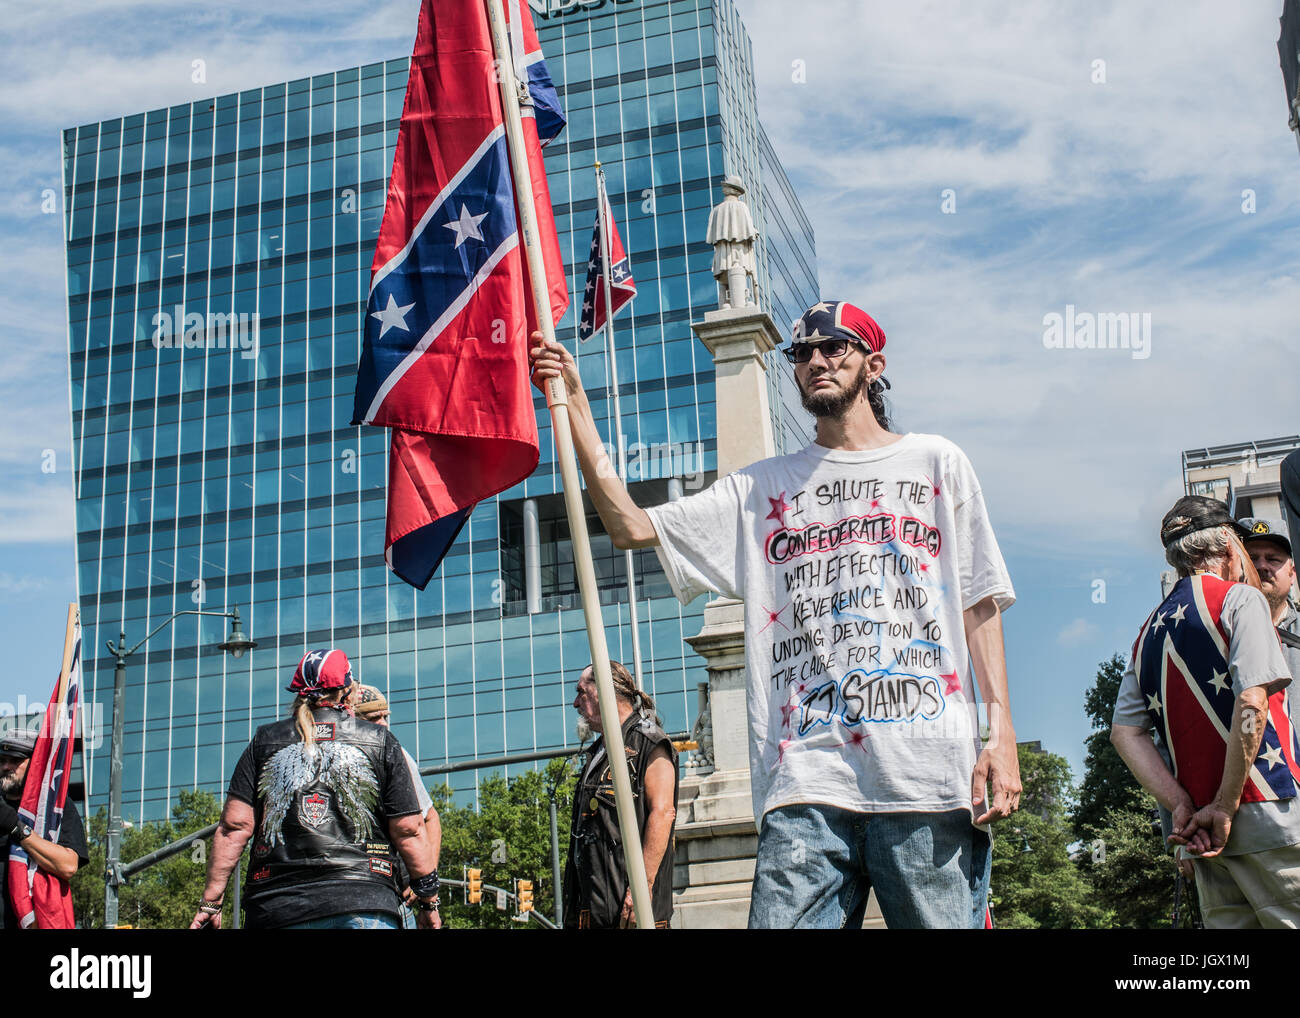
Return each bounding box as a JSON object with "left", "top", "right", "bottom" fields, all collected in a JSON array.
[
  {"left": 227, "top": 710, "right": 422, "bottom": 929},
  {"left": 0, "top": 796, "right": 89, "bottom": 930}
]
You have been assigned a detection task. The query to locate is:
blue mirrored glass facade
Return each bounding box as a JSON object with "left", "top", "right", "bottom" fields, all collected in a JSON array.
[{"left": 63, "top": 0, "right": 818, "bottom": 820}]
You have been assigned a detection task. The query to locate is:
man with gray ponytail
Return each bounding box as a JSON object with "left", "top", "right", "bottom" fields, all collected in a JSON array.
[
  {"left": 1112, "top": 496, "right": 1300, "bottom": 928},
  {"left": 563, "top": 661, "right": 678, "bottom": 928},
  {"left": 190, "top": 649, "right": 438, "bottom": 929}
]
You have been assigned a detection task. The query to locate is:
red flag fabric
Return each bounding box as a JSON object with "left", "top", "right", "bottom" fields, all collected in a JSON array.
[{"left": 351, "top": 0, "right": 568, "bottom": 589}]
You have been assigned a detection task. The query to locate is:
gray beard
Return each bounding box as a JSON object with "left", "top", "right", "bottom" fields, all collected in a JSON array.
[{"left": 799, "top": 361, "right": 870, "bottom": 420}]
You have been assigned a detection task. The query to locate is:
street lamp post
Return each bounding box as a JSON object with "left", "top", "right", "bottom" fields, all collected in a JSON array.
[{"left": 103, "top": 606, "right": 256, "bottom": 929}]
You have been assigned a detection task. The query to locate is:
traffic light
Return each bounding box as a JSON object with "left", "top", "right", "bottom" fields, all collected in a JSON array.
[
  {"left": 516, "top": 879, "right": 533, "bottom": 914},
  {"left": 466, "top": 867, "right": 482, "bottom": 904}
]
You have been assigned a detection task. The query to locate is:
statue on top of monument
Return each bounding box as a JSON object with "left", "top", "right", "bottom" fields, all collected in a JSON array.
[{"left": 706, "top": 174, "right": 758, "bottom": 310}]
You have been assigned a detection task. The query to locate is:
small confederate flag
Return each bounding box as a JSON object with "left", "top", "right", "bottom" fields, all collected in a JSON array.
[{"left": 578, "top": 183, "right": 636, "bottom": 342}]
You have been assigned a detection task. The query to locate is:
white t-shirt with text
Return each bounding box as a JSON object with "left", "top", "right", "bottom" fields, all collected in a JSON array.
[{"left": 644, "top": 433, "right": 1014, "bottom": 825}]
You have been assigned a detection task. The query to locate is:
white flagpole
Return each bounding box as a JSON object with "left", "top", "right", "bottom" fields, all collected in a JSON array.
[
  {"left": 485, "top": 0, "right": 654, "bottom": 928},
  {"left": 594, "top": 163, "right": 645, "bottom": 693}
]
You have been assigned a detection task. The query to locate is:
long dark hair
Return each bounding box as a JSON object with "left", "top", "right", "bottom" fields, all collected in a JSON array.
[{"left": 868, "top": 376, "right": 893, "bottom": 431}]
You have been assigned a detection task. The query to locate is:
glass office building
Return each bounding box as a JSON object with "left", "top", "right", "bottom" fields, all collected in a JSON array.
[{"left": 62, "top": 0, "right": 818, "bottom": 821}]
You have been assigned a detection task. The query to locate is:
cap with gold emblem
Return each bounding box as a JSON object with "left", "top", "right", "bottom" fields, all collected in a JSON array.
[{"left": 1238, "top": 517, "right": 1292, "bottom": 557}]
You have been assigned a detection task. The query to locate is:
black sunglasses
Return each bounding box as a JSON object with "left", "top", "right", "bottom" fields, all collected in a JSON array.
[{"left": 781, "top": 338, "right": 863, "bottom": 364}]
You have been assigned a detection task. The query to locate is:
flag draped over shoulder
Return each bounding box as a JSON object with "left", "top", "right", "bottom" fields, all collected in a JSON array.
[
  {"left": 352, "top": 0, "right": 569, "bottom": 589},
  {"left": 6, "top": 628, "right": 80, "bottom": 929}
]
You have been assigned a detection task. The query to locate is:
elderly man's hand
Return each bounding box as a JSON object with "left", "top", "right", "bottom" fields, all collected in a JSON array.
[
  {"left": 188, "top": 910, "right": 222, "bottom": 930},
  {"left": 1178, "top": 802, "right": 1234, "bottom": 858},
  {"left": 618, "top": 887, "right": 637, "bottom": 929}
]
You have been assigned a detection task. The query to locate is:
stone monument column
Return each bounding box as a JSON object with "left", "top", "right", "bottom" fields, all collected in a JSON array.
[{"left": 670, "top": 176, "right": 782, "bottom": 929}]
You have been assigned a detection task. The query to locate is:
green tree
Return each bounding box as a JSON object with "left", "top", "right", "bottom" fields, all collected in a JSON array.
[
  {"left": 1072, "top": 653, "right": 1197, "bottom": 928},
  {"left": 989, "top": 744, "right": 1110, "bottom": 928},
  {"left": 72, "top": 789, "right": 229, "bottom": 929},
  {"left": 1074, "top": 653, "right": 1146, "bottom": 839},
  {"left": 434, "top": 757, "right": 578, "bottom": 929}
]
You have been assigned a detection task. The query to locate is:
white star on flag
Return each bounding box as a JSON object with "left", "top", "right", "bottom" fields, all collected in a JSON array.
[
  {"left": 444, "top": 203, "right": 489, "bottom": 248},
  {"left": 1151, "top": 611, "right": 1167, "bottom": 633},
  {"left": 1261, "top": 743, "right": 1285, "bottom": 769},
  {"left": 1168, "top": 603, "right": 1187, "bottom": 627},
  {"left": 808, "top": 300, "right": 833, "bottom": 314},
  {"left": 371, "top": 294, "right": 416, "bottom": 339},
  {"left": 1146, "top": 692, "right": 1163, "bottom": 713},
  {"left": 1209, "top": 670, "right": 1231, "bottom": 695}
]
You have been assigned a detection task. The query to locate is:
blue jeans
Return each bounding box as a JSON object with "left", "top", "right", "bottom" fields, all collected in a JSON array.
[
  {"left": 748, "top": 805, "right": 991, "bottom": 929},
  {"left": 280, "top": 911, "right": 401, "bottom": 930}
]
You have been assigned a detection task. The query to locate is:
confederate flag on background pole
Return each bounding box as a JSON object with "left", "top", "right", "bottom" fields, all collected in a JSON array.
[
  {"left": 578, "top": 172, "right": 637, "bottom": 343},
  {"left": 7, "top": 609, "right": 80, "bottom": 929},
  {"left": 352, "top": 0, "right": 568, "bottom": 589}
]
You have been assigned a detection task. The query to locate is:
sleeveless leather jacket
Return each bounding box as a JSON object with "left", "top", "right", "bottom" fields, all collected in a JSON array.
[
  {"left": 234, "top": 706, "right": 419, "bottom": 928},
  {"left": 563, "top": 712, "right": 678, "bottom": 929}
]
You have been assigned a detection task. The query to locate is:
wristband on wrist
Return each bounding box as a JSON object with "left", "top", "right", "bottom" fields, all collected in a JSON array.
[
  {"left": 414, "top": 896, "right": 440, "bottom": 912},
  {"left": 198, "top": 895, "right": 224, "bottom": 915},
  {"left": 409, "top": 869, "right": 439, "bottom": 898}
]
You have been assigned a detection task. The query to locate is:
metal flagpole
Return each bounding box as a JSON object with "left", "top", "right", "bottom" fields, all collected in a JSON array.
[
  {"left": 484, "top": 0, "right": 654, "bottom": 927},
  {"left": 594, "top": 162, "right": 645, "bottom": 691}
]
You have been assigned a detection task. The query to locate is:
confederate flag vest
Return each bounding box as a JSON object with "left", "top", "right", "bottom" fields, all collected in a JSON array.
[{"left": 1133, "top": 573, "right": 1300, "bottom": 807}]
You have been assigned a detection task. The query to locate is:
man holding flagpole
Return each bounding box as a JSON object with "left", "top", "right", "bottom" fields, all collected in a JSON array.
[
  {"left": 3, "top": 607, "right": 85, "bottom": 930},
  {"left": 532, "top": 297, "right": 1021, "bottom": 929},
  {"left": 1, "top": 730, "right": 87, "bottom": 930}
]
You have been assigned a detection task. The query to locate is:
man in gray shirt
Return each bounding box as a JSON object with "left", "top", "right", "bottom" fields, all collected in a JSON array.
[{"left": 1111, "top": 496, "right": 1300, "bottom": 929}]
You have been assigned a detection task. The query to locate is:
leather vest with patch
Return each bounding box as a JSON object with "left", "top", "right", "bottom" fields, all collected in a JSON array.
[{"left": 243, "top": 709, "right": 401, "bottom": 908}]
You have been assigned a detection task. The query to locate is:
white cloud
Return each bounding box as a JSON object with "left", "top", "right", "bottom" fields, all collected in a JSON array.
[
  {"left": 1058, "top": 616, "right": 1100, "bottom": 647},
  {"left": 0, "top": 480, "right": 76, "bottom": 544},
  {"left": 737, "top": 0, "right": 1300, "bottom": 560}
]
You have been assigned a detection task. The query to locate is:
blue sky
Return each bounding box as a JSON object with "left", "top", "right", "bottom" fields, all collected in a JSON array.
[{"left": 1, "top": 1, "right": 1298, "bottom": 785}]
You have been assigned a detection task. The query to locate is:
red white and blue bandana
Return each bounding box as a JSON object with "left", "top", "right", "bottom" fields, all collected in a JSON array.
[
  {"left": 791, "top": 300, "right": 886, "bottom": 353},
  {"left": 288, "top": 649, "right": 354, "bottom": 698}
]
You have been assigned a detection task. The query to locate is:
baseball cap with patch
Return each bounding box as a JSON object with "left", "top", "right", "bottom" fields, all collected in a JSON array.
[
  {"left": 0, "top": 729, "right": 37, "bottom": 759},
  {"left": 790, "top": 300, "right": 886, "bottom": 353},
  {"left": 1238, "top": 517, "right": 1292, "bottom": 556},
  {"left": 1160, "top": 495, "right": 1252, "bottom": 549},
  {"left": 287, "top": 649, "right": 354, "bottom": 696}
]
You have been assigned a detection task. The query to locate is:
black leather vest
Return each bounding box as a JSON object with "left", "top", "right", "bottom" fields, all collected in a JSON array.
[
  {"left": 564, "top": 712, "right": 678, "bottom": 929},
  {"left": 242, "top": 708, "right": 403, "bottom": 916}
]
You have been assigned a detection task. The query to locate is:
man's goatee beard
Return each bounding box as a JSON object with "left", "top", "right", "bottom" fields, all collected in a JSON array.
[{"left": 800, "top": 362, "right": 870, "bottom": 419}]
